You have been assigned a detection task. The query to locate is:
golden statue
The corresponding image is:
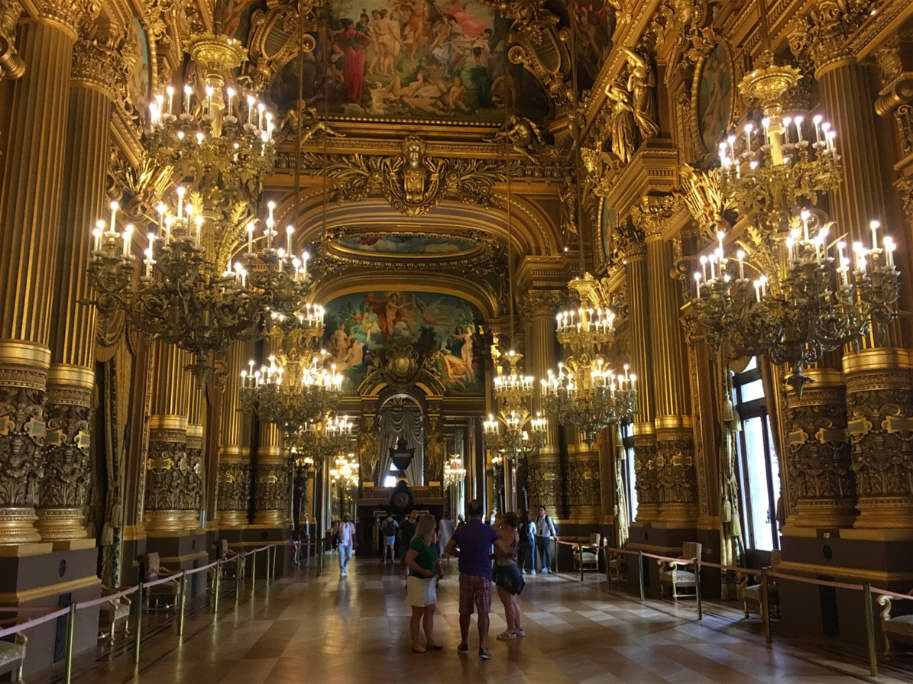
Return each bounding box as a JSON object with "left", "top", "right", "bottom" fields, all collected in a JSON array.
[
  {"left": 486, "top": 114, "right": 547, "bottom": 163},
  {"left": 279, "top": 101, "right": 345, "bottom": 147},
  {"left": 605, "top": 84, "right": 636, "bottom": 163},
  {"left": 621, "top": 48, "right": 659, "bottom": 141}
]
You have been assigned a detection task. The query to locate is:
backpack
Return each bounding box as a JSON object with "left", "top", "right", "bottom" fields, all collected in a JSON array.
[{"left": 381, "top": 518, "right": 397, "bottom": 536}]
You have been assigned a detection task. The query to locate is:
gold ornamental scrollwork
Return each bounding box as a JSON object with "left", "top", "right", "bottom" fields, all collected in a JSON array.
[
  {"left": 0, "top": 0, "right": 25, "bottom": 81},
  {"left": 72, "top": 18, "right": 131, "bottom": 98}
]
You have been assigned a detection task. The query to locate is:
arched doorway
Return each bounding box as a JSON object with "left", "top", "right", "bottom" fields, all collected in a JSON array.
[{"left": 375, "top": 394, "right": 425, "bottom": 486}]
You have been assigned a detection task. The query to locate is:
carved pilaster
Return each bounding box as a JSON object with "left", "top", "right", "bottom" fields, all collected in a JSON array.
[
  {"left": 655, "top": 429, "right": 698, "bottom": 526},
  {"left": 845, "top": 350, "right": 913, "bottom": 529},
  {"left": 217, "top": 452, "right": 250, "bottom": 528},
  {"left": 144, "top": 421, "right": 191, "bottom": 534},
  {"left": 526, "top": 454, "right": 561, "bottom": 516},
  {"left": 783, "top": 369, "right": 855, "bottom": 530},
  {"left": 564, "top": 440, "right": 602, "bottom": 526},
  {"left": 632, "top": 431, "right": 659, "bottom": 524},
  {"left": 253, "top": 454, "right": 289, "bottom": 528}
]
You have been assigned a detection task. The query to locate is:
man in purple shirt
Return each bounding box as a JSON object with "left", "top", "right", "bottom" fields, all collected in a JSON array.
[{"left": 445, "top": 499, "right": 499, "bottom": 660}]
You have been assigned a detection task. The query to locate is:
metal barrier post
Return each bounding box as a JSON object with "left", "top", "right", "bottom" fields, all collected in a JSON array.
[
  {"left": 863, "top": 583, "right": 878, "bottom": 677},
  {"left": 637, "top": 551, "right": 645, "bottom": 602},
  {"left": 251, "top": 549, "right": 257, "bottom": 597},
  {"left": 64, "top": 602, "right": 77, "bottom": 683},
  {"left": 760, "top": 569, "right": 771, "bottom": 644},
  {"left": 318, "top": 537, "right": 324, "bottom": 574},
  {"left": 213, "top": 560, "right": 222, "bottom": 617},
  {"left": 695, "top": 558, "right": 703, "bottom": 621},
  {"left": 134, "top": 580, "right": 144, "bottom": 666},
  {"left": 579, "top": 544, "right": 584, "bottom": 583},
  {"left": 177, "top": 571, "right": 187, "bottom": 639},
  {"left": 265, "top": 546, "right": 272, "bottom": 588},
  {"left": 235, "top": 555, "right": 242, "bottom": 609}
]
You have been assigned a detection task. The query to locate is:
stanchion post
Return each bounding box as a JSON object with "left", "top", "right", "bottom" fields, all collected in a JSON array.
[
  {"left": 134, "top": 580, "right": 144, "bottom": 666},
  {"left": 214, "top": 560, "right": 222, "bottom": 617},
  {"left": 251, "top": 550, "right": 257, "bottom": 597},
  {"left": 695, "top": 558, "right": 703, "bottom": 621},
  {"left": 64, "top": 602, "right": 77, "bottom": 683},
  {"left": 579, "top": 544, "right": 584, "bottom": 583},
  {"left": 637, "top": 551, "right": 645, "bottom": 602},
  {"left": 235, "top": 555, "right": 242, "bottom": 609},
  {"left": 863, "top": 582, "right": 878, "bottom": 677},
  {"left": 265, "top": 546, "right": 272, "bottom": 588},
  {"left": 760, "top": 569, "right": 771, "bottom": 644},
  {"left": 177, "top": 571, "right": 187, "bottom": 639}
]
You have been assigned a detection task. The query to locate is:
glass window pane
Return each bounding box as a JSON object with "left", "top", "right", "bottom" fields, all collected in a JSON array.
[
  {"left": 739, "top": 378, "right": 765, "bottom": 402},
  {"left": 767, "top": 418, "right": 782, "bottom": 546},
  {"left": 744, "top": 356, "right": 758, "bottom": 372},
  {"left": 382, "top": 475, "right": 397, "bottom": 487},
  {"left": 626, "top": 446, "right": 638, "bottom": 521},
  {"left": 743, "top": 416, "right": 774, "bottom": 551}
]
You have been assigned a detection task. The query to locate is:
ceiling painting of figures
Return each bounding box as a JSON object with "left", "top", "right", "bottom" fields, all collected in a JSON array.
[
  {"left": 266, "top": 0, "right": 548, "bottom": 122},
  {"left": 323, "top": 291, "right": 483, "bottom": 394},
  {"left": 335, "top": 232, "right": 478, "bottom": 257}
]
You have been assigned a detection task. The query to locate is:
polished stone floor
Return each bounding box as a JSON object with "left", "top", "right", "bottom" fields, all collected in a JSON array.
[{"left": 73, "top": 558, "right": 912, "bottom": 683}]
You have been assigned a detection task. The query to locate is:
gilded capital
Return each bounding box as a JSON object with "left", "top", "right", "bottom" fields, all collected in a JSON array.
[
  {"left": 629, "top": 193, "right": 679, "bottom": 242},
  {"left": 897, "top": 175, "right": 913, "bottom": 229},
  {"left": 788, "top": 0, "right": 870, "bottom": 76},
  {"left": 35, "top": 0, "right": 101, "bottom": 38},
  {"left": 71, "top": 19, "right": 129, "bottom": 97},
  {"left": 520, "top": 289, "right": 562, "bottom": 319}
]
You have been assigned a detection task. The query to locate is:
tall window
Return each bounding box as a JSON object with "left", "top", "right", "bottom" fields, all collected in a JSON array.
[
  {"left": 620, "top": 421, "right": 638, "bottom": 522},
  {"left": 731, "top": 357, "right": 781, "bottom": 551}
]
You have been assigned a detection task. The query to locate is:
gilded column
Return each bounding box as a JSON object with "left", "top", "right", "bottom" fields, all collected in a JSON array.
[
  {"left": 520, "top": 290, "right": 562, "bottom": 516},
  {"left": 253, "top": 421, "right": 286, "bottom": 527},
  {"left": 636, "top": 196, "right": 698, "bottom": 528},
  {"left": 620, "top": 216, "right": 657, "bottom": 524},
  {"left": 184, "top": 375, "right": 204, "bottom": 530},
  {"left": 39, "top": 21, "right": 123, "bottom": 541},
  {"left": 0, "top": 1, "right": 95, "bottom": 544},
  {"left": 218, "top": 343, "right": 250, "bottom": 528},
  {"left": 144, "top": 342, "right": 193, "bottom": 533},
  {"left": 565, "top": 433, "right": 602, "bottom": 528}
]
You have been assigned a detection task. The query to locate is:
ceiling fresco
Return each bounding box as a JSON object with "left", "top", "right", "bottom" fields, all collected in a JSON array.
[
  {"left": 334, "top": 232, "right": 478, "bottom": 257},
  {"left": 264, "top": 0, "right": 549, "bottom": 122},
  {"left": 323, "top": 291, "right": 483, "bottom": 394}
]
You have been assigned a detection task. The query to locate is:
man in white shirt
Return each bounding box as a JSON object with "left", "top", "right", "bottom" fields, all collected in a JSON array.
[
  {"left": 337, "top": 516, "right": 356, "bottom": 576},
  {"left": 535, "top": 506, "right": 558, "bottom": 574}
]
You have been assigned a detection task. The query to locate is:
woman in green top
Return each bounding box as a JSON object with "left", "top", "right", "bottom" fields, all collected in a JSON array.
[{"left": 405, "top": 514, "right": 443, "bottom": 653}]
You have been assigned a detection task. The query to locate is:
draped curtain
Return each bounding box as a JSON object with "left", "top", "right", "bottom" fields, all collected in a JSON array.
[
  {"left": 376, "top": 398, "right": 425, "bottom": 485},
  {"left": 612, "top": 424, "right": 630, "bottom": 547}
]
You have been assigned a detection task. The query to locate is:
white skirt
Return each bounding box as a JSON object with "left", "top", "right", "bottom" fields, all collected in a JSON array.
[{"left": 406, "top": 575, "right": 437, "bottom": 607}]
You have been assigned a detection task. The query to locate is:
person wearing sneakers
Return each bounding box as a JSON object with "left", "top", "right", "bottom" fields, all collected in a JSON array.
[
  {"left": 493, "top": 512, "right": 525, "bottom": 641},
  {"left": 445, "top": 499, "right": 499, "bottom": 661}
]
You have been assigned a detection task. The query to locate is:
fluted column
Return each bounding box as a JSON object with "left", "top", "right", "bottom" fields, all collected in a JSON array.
[
  {"left": 253, "top": 421, "right": 286, "bottom": 527},
  {"left": 622, "top": 224, "right": 658, "bottom": 524},
  {"left": 184, "top": 375, "right": 205, "bottom": 530},
  {"left": 0, "top": 4, "right": 92, "bottom": 544},
  {"left": 144, "top": 342, "right": 193, "bottom": 534},
  {"left": 521, "top": 290, "right": 562, "bottom": 516},
  {"left": 39, "top": 22, "right": 123, "bottom": 542},
  {"left": 218, "top": 343, "right": 251, "bottom": 528}
]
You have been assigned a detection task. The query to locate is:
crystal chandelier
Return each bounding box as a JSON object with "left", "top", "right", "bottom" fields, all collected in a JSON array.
[
  {"left": 485, "top": 340, "right": 548, "bottom": 461},
  {"left": 542, "top": 273, "right": 637, "bottom": 443},
  {"left": 239, "top": 349, "right": 343, "bottom": 440},
  {"left": 329, "top": 452, "right": 360, "bottom": 488},
  {"left": 443, "top": 454, "right": 467, "bottom": 489},
  {"left": 289, "top": 412, "right": 356, "bottom": 467},
  {"left": 686, "top": 57, "right": 902, "bottom": 391}
]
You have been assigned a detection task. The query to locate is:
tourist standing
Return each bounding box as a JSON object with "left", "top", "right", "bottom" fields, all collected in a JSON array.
[
  {"left": 535, "top": 506, "right": 558, "bottom": 574},
  {"left": 493, "top": 512, "right": 525, "bottom": 640},
  {"left": 438, "top": 512, "right": 454, "bottom": 564},
  {"left": 517, "top": 510, "right": 537, "bottom": 575},
  {"left": 405, "top": 514, "right": 444, "bottom": 653},
  {"left": 446, "top": 500, "right": 499, "bottom": 661},
  {"left": 337, "top": 516, "right": 356, "bottom": 577},
  {"left": 381, "top": 513, "right": 399, "bottom": 565}
]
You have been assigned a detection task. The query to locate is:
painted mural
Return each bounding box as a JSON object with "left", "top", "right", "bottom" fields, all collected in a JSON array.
[
  {"left": 323, "top": 291, "right": 483, "bottom": 393},
  {"left": 571, "top": 0, "right": 614, "bottom": 91},
  {"left": 696, "top": 42, "right": 734, "bottom": 153},
  {"left": 128, "top": 18, "right": 152, "bottom": 106},
  {"left": 336, "top": 233, "right": 476, "bottom": 256},
  {"left": 267, "top": 0, "right": 548, "bottom": 121}
]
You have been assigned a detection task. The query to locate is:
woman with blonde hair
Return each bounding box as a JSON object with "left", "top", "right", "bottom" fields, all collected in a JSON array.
[{"left": 405, "top": 513, "right": 444, "bottom": 652}]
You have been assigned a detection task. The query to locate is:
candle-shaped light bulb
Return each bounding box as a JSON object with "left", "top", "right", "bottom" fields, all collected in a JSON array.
[
  {"left": 884, "top": 236, "right": 896, "bottom": 268},
  {"left": 699, "top": 254, "right": 708, "bottom": 280},
  {"left": 92, "top": 223, "right": 103, "bottom": 252},
  {"left": 286, "top": 225, "right": 294, "bottom": 254},
  {"left": 736, "top": 249, "right": 745, "bottom": 279},
  {"left": 794, "top": 115, "right": 804, "bottom": 142},
  {"left": 813, "top": 114, "right": 823, "bottom": 144},
  {"left": 693, "top": 271, "right": 702, "bottom": 296},
  {"left": 195, "top": 131, "right": 205, "bottom": 145},
  {"left": 122, "top": 223, "right": 134, "bottom": 257},
  {"left": 183, "top": 83, "right": 193, "bottom": 114},
  {"left": 869, "top": 219, "right": 880, "bottom": 251},
  {"left": 246, "top": 220, "right": 255, "bottom": 254},
  {"left": 165, "top": 85, "right": 175, "bottom": 115},
  {"left": 225, "top": 86, "right": 236, "bottom": 117},
  {"left": 109, "top": 200, "right": 119, "bottom": 233},
  {"left": 716, "top": 229, "right": 725, "bottom": 254},
  {"left": 176, "top": 185, "right": 186, "bottom": 219}
]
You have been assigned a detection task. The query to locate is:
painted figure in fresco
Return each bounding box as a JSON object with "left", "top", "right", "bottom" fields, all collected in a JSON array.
[
  {"left": 335, "top": 19, "right": 370, "bottom": 103},
  {"left": 464, "top": 46, "right": 492, "bottom": 108},
  {"left": 440, "top": 325, "right": 476, "bottom": 386}
]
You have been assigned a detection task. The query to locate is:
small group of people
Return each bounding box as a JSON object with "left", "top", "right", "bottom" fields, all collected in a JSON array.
[{"left": 518, "top": 506, "right": 559, "bottom": 575}]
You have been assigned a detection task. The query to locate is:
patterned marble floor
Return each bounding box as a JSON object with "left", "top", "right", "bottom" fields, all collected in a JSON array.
[{"left": 78, "top": 558, "right": 912, "bottom": 683}]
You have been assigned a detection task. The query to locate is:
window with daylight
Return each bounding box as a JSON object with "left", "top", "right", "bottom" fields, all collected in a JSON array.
[
  {"left": 620, "top": 421, "right": 638, "bottom": 522},
  {"left": 731, "top": 357, "right": 781, "bottom": 552}
]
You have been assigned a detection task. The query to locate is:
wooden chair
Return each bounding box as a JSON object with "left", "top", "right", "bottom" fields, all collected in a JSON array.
[
  {"left": 739, "top": 551, "right": 781, "bottom": 620},
  {"left": 877, "top": 590, "right": 913, "bottom": 655},
  {"left": 142, "top": 552, "right": 179, "bottom": 612},
  {"left": 658, "top": 542, "right": 702, "bottom": 600},
  {"left": 0, "top": 618, "right": 27, "bottom": 682}
]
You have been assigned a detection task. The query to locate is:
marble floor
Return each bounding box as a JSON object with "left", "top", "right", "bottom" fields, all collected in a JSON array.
[{"left": 71, "top": 558, "right": 913, "bottom": 683}]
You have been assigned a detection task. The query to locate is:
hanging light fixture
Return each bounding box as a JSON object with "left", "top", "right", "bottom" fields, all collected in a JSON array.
[
  {"left": 685, "top": 0, "right": 902, "bottom": 391},
  {"left": 443, "top": 453, "right": 467, "bottom": 489},
  {"left": 541, "top": 10, "right": 637, "bottom": 442},
  {"left": 483, "top": 158, "right": 548, "bottom": 463}
]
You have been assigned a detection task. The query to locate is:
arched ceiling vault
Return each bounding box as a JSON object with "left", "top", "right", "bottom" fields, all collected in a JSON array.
[{"left": 274, "top": 191, "right": 562, "bottom": 258}]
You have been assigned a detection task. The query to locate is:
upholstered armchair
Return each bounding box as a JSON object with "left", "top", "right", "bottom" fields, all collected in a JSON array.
[
  {"left": 658, "top": 542, "right": 702, "bottom": 600},
  {"left": 877, "top": 590, "right": 913, "bottom": 655},
  {"left": 739, "top": 551, "right": 781, "bottom": 620},
  {"left": 98, "top": 589, "right": 132, "bottom": 645},
  {"left": 0, "top": 619, "right": 27, "bottom": 682},
  {"left": 142, "top": 552, "right": 180, "bottom": 612},
  {"left": 573, "top": 533, "right": 602, "bottom": 574}
]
